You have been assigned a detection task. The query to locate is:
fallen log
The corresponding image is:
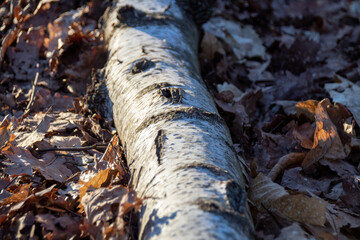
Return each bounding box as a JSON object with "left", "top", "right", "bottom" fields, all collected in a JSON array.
[{"left": 103, "top": 0, "right": 254, "bottom": 239}]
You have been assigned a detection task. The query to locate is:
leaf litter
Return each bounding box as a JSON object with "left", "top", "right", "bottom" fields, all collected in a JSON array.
[
  {"left": 200, "top": 0, "right": 360, "bottom": 238},
  {"left": 0, "top": 0, "right": 139, "bottom": 239}
]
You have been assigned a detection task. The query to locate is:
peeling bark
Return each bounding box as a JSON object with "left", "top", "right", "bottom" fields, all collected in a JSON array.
[{"left": 103, "top": 0, "right": 254, "bottom": 239}]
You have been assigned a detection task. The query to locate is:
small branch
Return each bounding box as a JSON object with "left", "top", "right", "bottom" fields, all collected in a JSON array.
[
  {"left": 38, "top": 143, "right": 108, "bottom": 152},
  {"left": 25, "top": 69, "right": 39, "bottom": 113}
]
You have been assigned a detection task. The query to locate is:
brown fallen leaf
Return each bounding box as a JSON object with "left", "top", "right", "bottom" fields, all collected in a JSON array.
[
  {"left": 0, "top": 28, "right": 19, "bottom": 67},
  {"left": 302, "top": 99, "right": 349, "bottom": 172},
  {"left": 248, "top": 173, "right": 327, "bottom": 226},
  {"left": 295, "top": 99, "right": 319, "bottom": 122},
  {"left": 49, "top": 135, "right": 83, "bottom": 148},
  {"left": 81, "top": 186, "right": 126, "bottom": 226},
  {"left": 268, "top": 152, "right": 306, "bottom": 181},
  {"left": 35, "top": 213, "right": 81, "bottom": 239},
  {"left": 292, "top": 122, "right": 315, "bottom": 150},
  {"left": 281, "top": 167, "right": 332, "bottom": 196},
  {"left": 0, "top": 116, "right": 11, "bottom": 148},
  {"left": 325, "top": 75, "right": 360, "bottom": 126},
  {"left": 78, "top": 168, "right": 117, "bottom": 212},
  {"left": 2, "top": 145, "right": 72, "bottom": 182},
  {"left": 81, "top": 185, "right": 142, "bottom": 239},
  {"left": 82, "top": 117, "right": 112, "bottom": 144},
  {"left": 340, "top": 175, "right": 360, "bottom": 213},
  {"left": 98, "top": 135, "right": 128, "bottom": 179},
  {"left": 14, "top": 113, "right": 52, "bottom": 148},
  {"left": 199, "top": 32, "right": 226, "bottom": 60},
  {"left": 327, "top": 203, "right": 360, "bottom": 232},
  {"left": 0, "top": 183, "right": 31, "bottom": 206},
  {"left": 275, "top": 223, "right": 312, "bottom": 240}
]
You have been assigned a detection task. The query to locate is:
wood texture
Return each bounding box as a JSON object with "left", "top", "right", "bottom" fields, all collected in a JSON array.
[{"left": 103, "top": 1, "right": 254, "bottom": 239}]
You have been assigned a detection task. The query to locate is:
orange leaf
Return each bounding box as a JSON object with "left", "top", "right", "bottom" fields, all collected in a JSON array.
[
  {"left": 302, "top": 99, "right": 347, "bottom": 172},
  {"left": 0, "top": 183, "right": 32, "bottom": 206},
  {"left": 296, "top": 99, "right": 319, "bottom": 121},
  {"left": 78, "top": 169, "right": 117, "bottom": 212}
]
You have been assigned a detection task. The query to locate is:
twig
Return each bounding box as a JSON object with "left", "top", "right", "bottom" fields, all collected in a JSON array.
[
  {"left": 109, "top": 140, "right": 130, "bottom": 178},
  {"left": 4, "top": 176, "right": 19, "bottom": 189},
  {"left": 25, "top": 70, "right": 39, "bottom": 113},
  {"left": 59, "top": 172, "right": 81, "bottom": 189},
  {"left": 38, "top": 143, "right": 108, "bottom": 152},
  {"left": 44, "top": 155, "right": 57, "bottom": 167}
]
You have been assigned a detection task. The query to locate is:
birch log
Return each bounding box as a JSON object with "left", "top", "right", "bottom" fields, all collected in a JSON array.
[{"left": 103, "top": 1, "right": 254, "bottom": 239}]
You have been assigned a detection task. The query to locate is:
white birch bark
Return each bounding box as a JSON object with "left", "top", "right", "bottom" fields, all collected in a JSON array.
[{"left": 103, "top": 1, "right": 254, "bottom": 239}]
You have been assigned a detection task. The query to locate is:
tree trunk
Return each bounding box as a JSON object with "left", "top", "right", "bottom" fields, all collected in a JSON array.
[{"left": 103, "top": 1, "right": 254, "bottom": 239}]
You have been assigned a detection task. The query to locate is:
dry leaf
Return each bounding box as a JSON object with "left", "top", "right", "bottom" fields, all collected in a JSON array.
[
  {"left": 81, "top": 185, "right": 127, "bottom": 227},
  {"left": 0, "top": 183, "right": 31, "bottom": 206},
  {"left": 302, "top": 99, "right": 347, "bottom": 172},
  {"left": 325, "top": 75, "right": 360, "bottom": 126},
  {"left": 327, "top": 203, "right": 360, "bottom": 231},
  {"left": 78, "top": 168, "right": 117, "bottom": 212},
  {"left": 2, "top": 145, "right": 72, "bottom": 182},
  {"left": 35, "top": 213, "right": 80, "bottom": 238},
  {"left": 81, "top": 185, "right": 141, "bottom": 239},
  {"left": 15, "top": 114, "right": 51, "bottom": 148},
  {"left": 202, "top": 17, "right": 268, "bottom": 61},
  {"left": 98, "top": 135, "right": 127, "bottom": 178},
  {"left": 281, "top": 167, "right": 331, "bottom": 196},
  {"left": 275, "top": 223, "right": 312, "bottom": 240},
  {"left": 217, "top": 82, "right": 243, "bottom": 98},
  {"left": 272, "top": 194, "right": 327, "bottom": 225},
  {"left": 249, "top": 173, "right": 327, "bottom": 226},
  {"left": 249, "top": 173, "right": 289, "bottom": 209},
  {"left": 0, "top": 117, "right": 10, "bottom": 148},
  {"left": 292, "top": 122, "right": 315, "bottom": 149},
  {"left": 199, "top": 32, "right": 225, "bottom": 60},
  {"left": 295, "top": 99, "right": 319, "bottom": 122},
  {"left": 50, "top": 136, "right": 83, "bottom": 148},
  {"left": 268, "top": 152, "right": 306, "bottom": 181}
]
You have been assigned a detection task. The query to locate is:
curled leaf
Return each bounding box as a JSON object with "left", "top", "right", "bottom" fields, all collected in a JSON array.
[
  {"left": 268, "top": 152, "right": 306, "bottom": 181},
  {"left": 302, "top": 99, "right": 350, "bottom": 172},
  {"left": 249, "top": 173, "right": 327, "bottom": 226}
]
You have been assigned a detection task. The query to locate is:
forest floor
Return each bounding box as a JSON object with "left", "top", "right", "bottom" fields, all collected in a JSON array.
[{"left": 0, "top": 0, "right": 360, "bottom": 239}]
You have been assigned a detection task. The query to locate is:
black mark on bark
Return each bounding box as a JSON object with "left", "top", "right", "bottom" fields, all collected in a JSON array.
[
  {"left": 195, "top": 198, "right": 255, "bottom": 237},
  {"left": 160, "top": 87, "right": 183, "bottom": 104},
  {"left": 131, "top": 58, "right": 155, "bottom": 74},
  {"left": 136, "top": 107, "right": 224, "bottom": 133},
  {"left": 117, "top": 5, "right": 174, "bottom": 27},
  {"left": 117, "top": 5, "right": 144, "bottom": 22},
  {"left": 138, "top": 83, "right": 173, "bottom": 96},
  {"left": 225, "top": 180, "right": 247, "bottom": 213},
  {"left": 155, "top": 130, "right": 166, "bottom": 165},
  {"left": 175, "top": 162, "right": 230, "bottom": 177}
]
